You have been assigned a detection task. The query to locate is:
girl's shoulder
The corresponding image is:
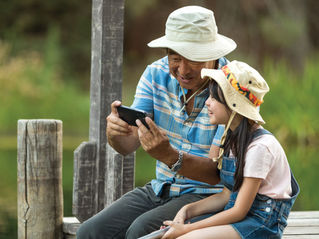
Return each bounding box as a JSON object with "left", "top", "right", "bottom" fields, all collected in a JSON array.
[{"left": 249, "top": 127, "right": 285, "bottom": 160}]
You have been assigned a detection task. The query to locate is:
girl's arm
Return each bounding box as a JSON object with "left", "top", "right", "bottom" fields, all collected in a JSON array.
[
  {"left": 163, "top": 177, "right": 262, "bottom": 238},
  {"left": 183, "top": 186, "right": 231, "bottom": 220},
  {"left": 175, "top": 186, "right": 231, "bottom": 223},
  {"left": 162, "top": 187, "right": 231, "bottom": 239}
]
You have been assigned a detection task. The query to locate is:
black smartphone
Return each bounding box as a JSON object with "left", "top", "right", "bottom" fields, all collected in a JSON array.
[
  {"left": 117, "top": 105, "right": 150, "bottom": 130},
  {"left": 137, "top": 226, "right": 170, "bottom": 239}
]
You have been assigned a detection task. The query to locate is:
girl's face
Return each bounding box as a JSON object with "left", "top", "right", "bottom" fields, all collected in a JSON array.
[
  {"left": 205, "top": 84, "right": 230, "bottom": 125},
  {"left": 205, "top": 95, "right": 230, "bottom": 125}
]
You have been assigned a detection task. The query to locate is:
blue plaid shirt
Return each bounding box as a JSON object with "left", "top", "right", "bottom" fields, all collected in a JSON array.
[{"left": 131, "top": 56, "right": 228, "bottom": 197}]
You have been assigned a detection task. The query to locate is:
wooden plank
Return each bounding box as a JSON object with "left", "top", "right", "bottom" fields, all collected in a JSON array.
[
  {"left": 17, "top": 120, "right": 63, "bottom": 239},
  {"left": 288, "top": 211, "right": 319, "bottom": 219},
  {"left": 287, "top": 218, "right": 319, "bottom": 227},
  {"left": 73, "top": 142, "right": 96, "bottom": 222},
  {"left": 63, "top": 217, "right": 80, "bottom": 236},
  {"left": 63, "top": 211, "right": 319, "bottom": 237},
  {"left": 283, "top": 211, "right": 319, "bottom": 237},
  {"left": 284, "top": 226, "right": 319, "bottom": 234},
  {"left": 283, "top": 236, "right": 319, "bottom": 239},
  {"left": 72, "top": 0, "right": 129, "bottom": 223},
  {"left": 105, "top": 145, "right": 123, "bottom": 206},
  {"left": 122, "top": 152, "right": 136, "bottom": 195}
]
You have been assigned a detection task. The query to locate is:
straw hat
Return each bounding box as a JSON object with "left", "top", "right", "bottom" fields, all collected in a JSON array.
[
  {"left": 147, "top": 6, "right": 236, "bottom": 62},
  {"left": 201, "top": 60, "right": 269, "bottom": 124}
]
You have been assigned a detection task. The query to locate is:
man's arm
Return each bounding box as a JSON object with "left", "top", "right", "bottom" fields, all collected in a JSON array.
[
  {"left": 136, "top": 117, "right": 221, "bottom": 185},
  {"left": 178, "top": 144, "right": 220, "bottom": 185},
  {"left": 106, "top": 101, "right": 141, "bottom": 156}
]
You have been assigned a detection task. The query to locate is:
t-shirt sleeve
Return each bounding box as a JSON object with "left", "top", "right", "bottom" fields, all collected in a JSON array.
[{"left": 244, "top": 143, "right": 275, "bottom": 179}]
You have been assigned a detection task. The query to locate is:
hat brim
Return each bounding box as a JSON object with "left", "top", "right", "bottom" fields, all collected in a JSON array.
[
  {"left": 148, "top": 34, "right": 236, "bottom": 62},
  {"left": 201, "top": 68, "right": 265, "bottom": 124}
]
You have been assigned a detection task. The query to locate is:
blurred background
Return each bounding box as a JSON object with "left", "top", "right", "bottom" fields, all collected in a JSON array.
[{"left": 0, "top": 0, "right": 318, "bottom": 237}]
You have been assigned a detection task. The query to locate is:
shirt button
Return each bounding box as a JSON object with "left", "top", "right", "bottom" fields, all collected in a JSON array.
[
  {"left": 184, "top": 122, "right": 191, "bottom": 126},
  {"left": 266, "top": 207, "right": 271, "bottom": 212},
  {"left": 267, "top": 199, "right": 272, "bottom": 204}
]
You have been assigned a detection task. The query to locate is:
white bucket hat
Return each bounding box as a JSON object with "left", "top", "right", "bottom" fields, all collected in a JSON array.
[
  {"left": 201, "top": 60, "right": 270, "bottom": 169},
  {"left": 202, "top": 60, "right": 269, "bottom": 124},
  {"left": 147, "top": 6, "right": 237, "bottom": 62}
]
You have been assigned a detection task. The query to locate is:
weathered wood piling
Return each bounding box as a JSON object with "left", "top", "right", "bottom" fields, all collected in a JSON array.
[{"left": 17, "top": 119, "right": 63, "bottom": 239}]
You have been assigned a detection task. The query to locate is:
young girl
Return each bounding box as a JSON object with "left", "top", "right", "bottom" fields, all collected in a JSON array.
[{"left": 162, "top": 61, "right": 299, "bottom": 239}]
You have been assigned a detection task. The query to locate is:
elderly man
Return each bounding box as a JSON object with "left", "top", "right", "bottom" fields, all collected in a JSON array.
[{"left": 76, "top": 5, "right": 236, "bottom": 239}]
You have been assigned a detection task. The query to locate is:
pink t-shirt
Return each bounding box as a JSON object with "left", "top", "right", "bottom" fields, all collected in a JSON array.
[{"left": 241, "top": 131, "right": 292, "bottom": 199}]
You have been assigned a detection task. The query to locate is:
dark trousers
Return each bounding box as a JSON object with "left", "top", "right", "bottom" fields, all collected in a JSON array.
[{"left": 76, "top": 183, "right": 210, "bottom": 239}]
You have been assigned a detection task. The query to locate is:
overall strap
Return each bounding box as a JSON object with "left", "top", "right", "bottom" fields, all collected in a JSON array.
[
  {"left": 223, "top": 128, "right": 272, "bottom": 157},
  {"left": 251, "top": 128, "right": 272, "bottom": 140}
]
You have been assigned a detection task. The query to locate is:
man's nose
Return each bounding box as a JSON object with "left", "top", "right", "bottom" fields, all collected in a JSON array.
[{"left": 178, "top": 59, "right": 191, "bottom": 75}]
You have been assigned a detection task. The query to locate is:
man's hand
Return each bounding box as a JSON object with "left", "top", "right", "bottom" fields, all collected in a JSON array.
[
  {"left": 136, "top": 117, "right": 178, "bottom": 166},
  {"left": 106, "top": 101, "right": 133, "bottom": 140},
  {"left": 106, "top": 101, "right": 140, "bottom": 155}
]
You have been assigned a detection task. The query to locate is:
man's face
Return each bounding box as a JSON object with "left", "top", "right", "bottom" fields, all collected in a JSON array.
[{"left": 168, "top": 50, "right": 215, "bottom": 93}]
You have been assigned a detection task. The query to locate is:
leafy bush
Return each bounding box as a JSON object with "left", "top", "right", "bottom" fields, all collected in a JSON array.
[
  {"left": 260, "top": 57, "right": 319, "bottom": 210},
  {"left": 262, "top": 57, "right": 319, "bottom": 147},
  {"left": 0, "top": 30, "right": 90, "bottom": 135}
]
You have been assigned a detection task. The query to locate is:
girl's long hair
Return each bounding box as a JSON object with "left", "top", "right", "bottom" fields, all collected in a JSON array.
[{"left": 209, "top": 81, "right": 254, "bottom": 191}]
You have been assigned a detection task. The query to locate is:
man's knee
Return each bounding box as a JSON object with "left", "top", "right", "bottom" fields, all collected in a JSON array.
[
  {"left": 76, "top": 220, "right": 93, "bottom": 239},
  {"left": 76, "top": 218, "right": 127, "bottom": 239},
  {"left": 125, "top": 212, "right": 161, "bottom": 239},
  {"left": 125, "top": 218, "right": 148, "bottom": 239}
]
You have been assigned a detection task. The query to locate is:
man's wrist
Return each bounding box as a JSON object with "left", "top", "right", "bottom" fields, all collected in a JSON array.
[{"left": 169, "top": 150, "right": 184, "bottom": 172}]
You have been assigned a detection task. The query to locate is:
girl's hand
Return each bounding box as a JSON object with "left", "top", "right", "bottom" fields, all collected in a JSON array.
[
  {"left": 173, "top": 205, "right": 188, "bottom": 224},
  {"left": 161, "top": 221, "right": 189, "bottom": 239}
]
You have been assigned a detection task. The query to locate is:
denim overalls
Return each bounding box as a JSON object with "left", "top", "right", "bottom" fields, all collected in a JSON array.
[{"left": 221, "top": 129, "right": 300, "bottom": 239}]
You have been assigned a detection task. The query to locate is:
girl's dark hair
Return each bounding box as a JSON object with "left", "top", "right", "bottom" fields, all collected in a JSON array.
[{"left": 209, "top": 81, "right": 254, "bottom": 191}]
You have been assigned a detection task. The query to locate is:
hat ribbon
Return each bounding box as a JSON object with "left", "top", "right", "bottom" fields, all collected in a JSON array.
[
  {"left": 212, "top": 110, "right": 236, "bottom": 170},
  {"left": 221, "top": 65, "right": 263, "bottom": 107}
]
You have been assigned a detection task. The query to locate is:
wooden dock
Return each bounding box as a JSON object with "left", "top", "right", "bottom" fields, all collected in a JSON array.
[
  {"left": 283, "top": 211, "right": 319, "bottom": 238},
  {"left": 63, "top": 211, "right": 319, "bottom": 238}
]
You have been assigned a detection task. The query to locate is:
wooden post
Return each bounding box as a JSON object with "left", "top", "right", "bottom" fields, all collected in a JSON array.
[
  {"left": 72, "top": 0, "right": 135, "bottom": 223},
  {"left": 17, "top": 119, "right": 63, "bottom": 239}
]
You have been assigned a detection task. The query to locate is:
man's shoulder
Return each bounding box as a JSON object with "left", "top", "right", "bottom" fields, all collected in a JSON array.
[
  {"left": 218, "top": 57, "right": 229, "bottom": 69},
  {"left": 149, "top": 55, "right": 169, "bottom": 69},
  {"left": 144, "top": 56, "right": 171, "bottom": 82}
]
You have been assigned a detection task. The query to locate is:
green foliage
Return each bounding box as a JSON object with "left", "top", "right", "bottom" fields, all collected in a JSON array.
[
  {"left": 0, "top": 0, "right": 92, "bottom": 83},
  {"left": 0, "top": 29, "right": 90, "bottom": 135},
  {"left": 262, "top": 57, "right": 319, "bottom": 147},
  {"left": 259, "top": 57, "right": 319, "bottom": 210},
  {"left": 260, "top": 11, "right": 305, "bottom": 49}
]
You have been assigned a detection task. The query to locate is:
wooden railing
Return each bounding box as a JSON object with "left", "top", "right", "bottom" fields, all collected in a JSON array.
[{"left": 17, "top": 0, "right": 132, "bottom": 238}]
